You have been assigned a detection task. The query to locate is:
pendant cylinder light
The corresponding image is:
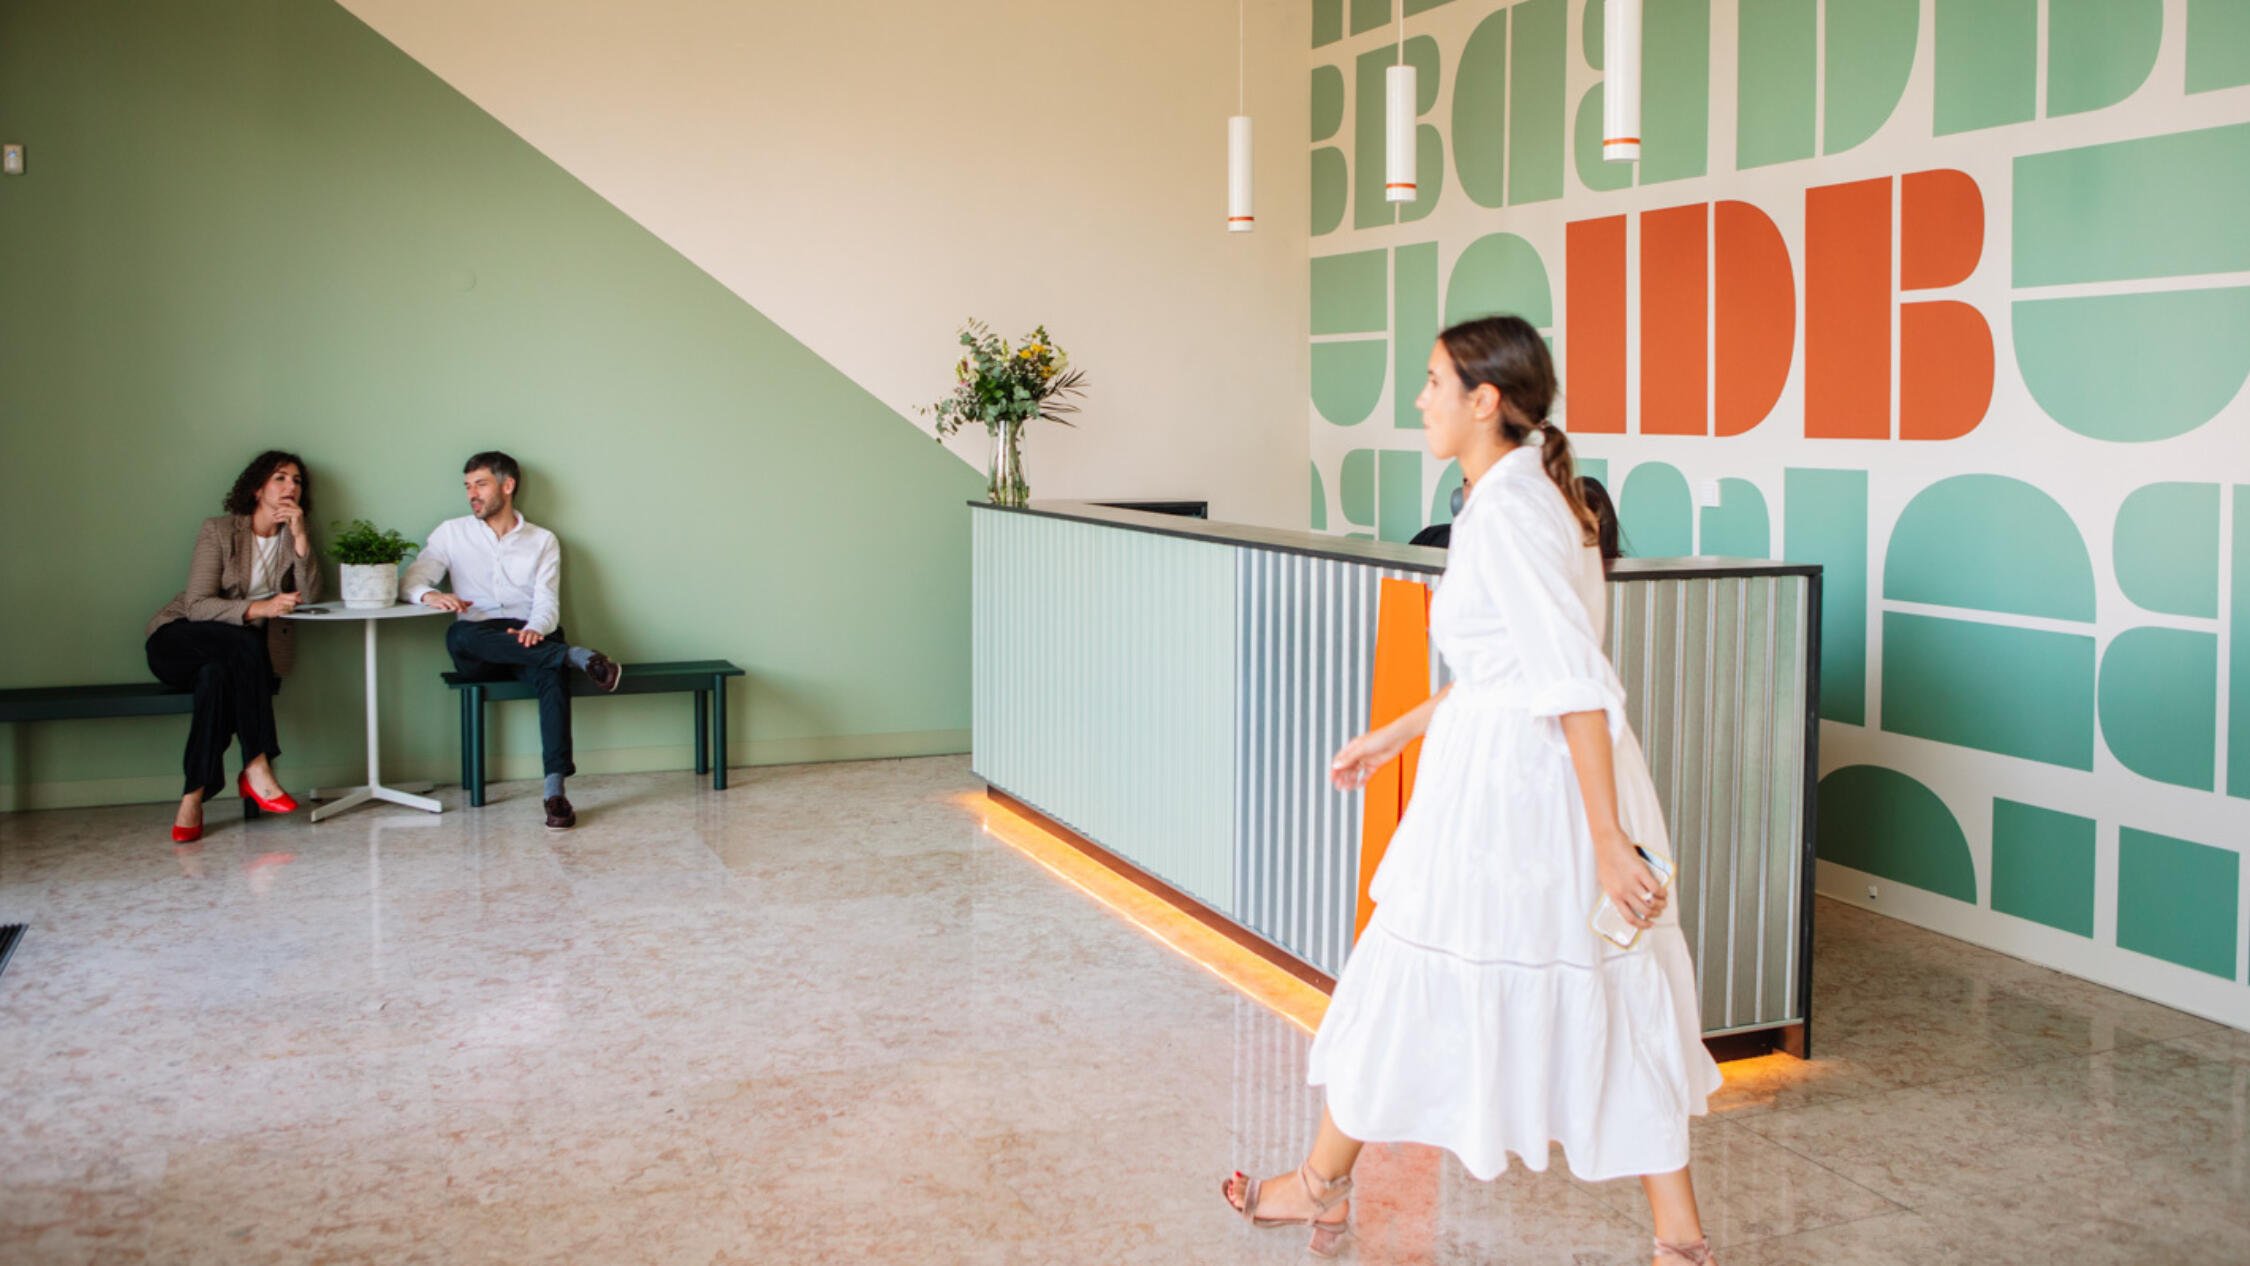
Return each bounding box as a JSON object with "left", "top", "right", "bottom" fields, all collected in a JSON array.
[
  {"left": 1385, "top": 63, "right": 1417, "bottom": 201},
  {"left": 1225, "top": 0, "right": 1254, "bottom": 233},
  {"left": 1603, "top": 0, "right": 1642, "bottom": 162},
  {"left": 1227, "top": 115, "right": 1254, "bottom": 232}
]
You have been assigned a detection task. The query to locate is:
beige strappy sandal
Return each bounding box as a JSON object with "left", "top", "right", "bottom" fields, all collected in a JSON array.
[
  {"left": 1221, "top": 1162, "right": 1355, "bottom": 1257},
  {"left": 1655, "top": 1236, "right": 1717, "bottom": 1264}
]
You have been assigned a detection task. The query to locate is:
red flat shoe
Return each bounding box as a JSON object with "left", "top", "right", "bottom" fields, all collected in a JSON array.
[
  {"left": 172, "top": 824, "right": 203, "bottom": 844},
  {"left": 238, "top": 772, "right": 299, "bottom": 815}
]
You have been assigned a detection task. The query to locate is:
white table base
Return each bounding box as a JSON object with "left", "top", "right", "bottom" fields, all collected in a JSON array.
[{"left": 309, "top": 615, "right": 445, "bottom": 824}]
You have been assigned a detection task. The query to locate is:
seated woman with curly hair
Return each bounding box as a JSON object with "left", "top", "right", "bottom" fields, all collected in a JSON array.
[{"left": 144, "top": 450, "right": 322, "bottom": 842}]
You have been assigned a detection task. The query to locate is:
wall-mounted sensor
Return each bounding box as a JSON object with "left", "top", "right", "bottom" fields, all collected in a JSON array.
[{"left": 1, "top": 145, "right": 22, "bottom": 175}]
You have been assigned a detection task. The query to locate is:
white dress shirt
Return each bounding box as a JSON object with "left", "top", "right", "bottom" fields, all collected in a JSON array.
[{"left": 401, "top": 512, "right": 563, "bottom": 635}]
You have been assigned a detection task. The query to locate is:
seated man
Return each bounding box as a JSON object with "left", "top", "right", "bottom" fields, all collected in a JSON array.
[{"left": 403, "top": 451, "right": 620, "bottom": 828}]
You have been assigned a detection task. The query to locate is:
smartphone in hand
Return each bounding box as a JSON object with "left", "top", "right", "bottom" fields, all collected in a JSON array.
[{"left": 1591, "top": 846, "right": 1674, "bottom": 951}]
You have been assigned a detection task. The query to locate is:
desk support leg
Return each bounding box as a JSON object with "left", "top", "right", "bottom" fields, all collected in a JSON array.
[
  {"left": 712, "top": 675, "right": 731, "bottom": 790},
  {"left": 469, "top": 687, "right": 486, "bottom": 808},
  {"left": 459, "top": 687, "right": 475, "bottom": 799},
  {"left": 314, "top": 616, "right": 442, "bottom": 821},
  {"left": 694, "top": 689, "right": 710, "bottom": 777}
]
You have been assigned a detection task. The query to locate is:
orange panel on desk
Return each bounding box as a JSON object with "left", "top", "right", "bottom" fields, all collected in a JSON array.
[{"left": 1357, "top": 579, "right": 1433, "bottom": 940}]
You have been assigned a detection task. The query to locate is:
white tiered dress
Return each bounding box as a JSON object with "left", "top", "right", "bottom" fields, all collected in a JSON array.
[{"left": 1305, "top": 447, "right": 1721, "bottom": 1183}]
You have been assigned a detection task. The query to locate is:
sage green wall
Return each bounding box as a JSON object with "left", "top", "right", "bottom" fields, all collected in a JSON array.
[{"left": 0, "top": 0, "right": 982, "bottom": 810}]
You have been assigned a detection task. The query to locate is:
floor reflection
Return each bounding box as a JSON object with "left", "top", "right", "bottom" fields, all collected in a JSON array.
[{"left": 0, "top": 757, "right": 2243, "bottom": 1265}]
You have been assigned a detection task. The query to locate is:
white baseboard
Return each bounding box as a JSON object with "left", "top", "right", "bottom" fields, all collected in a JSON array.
[{"left": 0, "top": 729, "right": 971, "bottom": 812}]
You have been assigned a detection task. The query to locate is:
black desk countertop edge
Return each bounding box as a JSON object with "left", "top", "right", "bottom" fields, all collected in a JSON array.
[{"left": 970, "top": 500, "right": 1822, "bottom": 583}]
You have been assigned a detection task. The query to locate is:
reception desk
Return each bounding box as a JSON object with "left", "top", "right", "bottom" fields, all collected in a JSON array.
[{"left": 971, "top": 500, "right": 1821, "bottom": 1056}]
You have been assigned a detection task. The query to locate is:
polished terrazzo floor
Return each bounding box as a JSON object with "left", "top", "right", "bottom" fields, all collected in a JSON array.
[{"left": 3, "top": 755, "right": 2245, "bottom": 1264}]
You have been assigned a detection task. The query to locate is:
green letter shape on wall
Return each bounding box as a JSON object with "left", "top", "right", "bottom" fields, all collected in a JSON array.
[
  {"left": 2047, "top": 0, "right": 2162, "bottom": 118},
  {"left": 1783, "top": 468, "right": 1867, "bottom": 725},
  {"left": 2098, "top": 627, "right": 2218, "bottom": 790},
  {"left": 2117, "top": 827, "right": 2239, "bottom": 979},
  {"left": 1621, "top": 462, "right": 1694, "bottom": 558},
  {"left": 1882, "top": 612, "right": 2096, "bottom": 769},
  {"left": 1313, "top": 65, "right": 1349, "bottom": 236},
  {"left": 2190, "top": 0, "right": 2250, "bottom": 93},
  {"left": 1885, "top": 475, "right": 2095, "bottom": 621},
  {"left": 1934, "top": 0, "right": 2035, "bottom": 135},
  {"left": 1825, "top": 0, "right": 1917, "bottom": 153},
  {"left": 1698, "top": 478, "right": 1770, "bottom": 559},
  {"left": 2013, "top": 289, "right": 2250, "bottom": 445},
  {"left": 1991, "top": 799, "right": 2096, "bottom": 937},
  {"left": 2013, "top": 126, "right": 2250, "bottom": 445},
  {"left": 1818, "top": 765, "right": 1977, "bottom": 903},
  {"left": 1738, "top": 0, "right": 1816, "bottom": 169},
  {"left": 2114, "top": 482, "right": 2221, "bottom": 618},
  {"left": 1444, "top": 232, "right": 1554, "bottom": 330}
]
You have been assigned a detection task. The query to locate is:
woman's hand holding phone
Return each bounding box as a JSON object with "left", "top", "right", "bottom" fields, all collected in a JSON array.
[{"left": 1595, "top": 829, "right": 1664, "bottom": 922}]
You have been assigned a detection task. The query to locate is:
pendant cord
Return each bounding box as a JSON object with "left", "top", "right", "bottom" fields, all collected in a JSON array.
[
  {"left": 1237, "top": 0, "right": 1246, "bottom": 115},
  {"left": 1396, "top": 0, "right": 1403, "bottom": 65}
]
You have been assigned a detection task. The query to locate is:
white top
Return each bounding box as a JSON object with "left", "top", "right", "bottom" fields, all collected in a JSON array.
[
  {"left": 282, "top": 602, "right": 448, "bottom": 622},
  {"left": 400, "top": 512, "right": 563, "bottom": 634},
  {"left": 245, "top": 530, "right": 289, "bottom": 601},
  {"left": 1430, "top": 448, "right": 1629, "bottom": 742}
]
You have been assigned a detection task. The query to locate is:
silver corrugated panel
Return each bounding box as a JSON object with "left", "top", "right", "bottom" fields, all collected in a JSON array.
[
  {"left": 1608, "top": 575, "right": 1810, "bottom": 1033},
  {"left": 1233, "top": 551, "right": 1425, "bottom": 977},
  {"left": 972, "top": 511, "right": 1239, "bottom": 908}
]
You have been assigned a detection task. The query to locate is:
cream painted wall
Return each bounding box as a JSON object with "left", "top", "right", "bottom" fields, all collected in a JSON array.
[{"left": 336, "top": 0, "right": 1312, "bottom": 527}]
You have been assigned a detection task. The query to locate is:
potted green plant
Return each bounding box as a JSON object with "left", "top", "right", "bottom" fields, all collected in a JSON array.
[
  {"left": 329, "top": 519, "right": 416, "bottom": 609},
  {"left": 923, "top": 320, "right": 1088, "bottom": 507}
]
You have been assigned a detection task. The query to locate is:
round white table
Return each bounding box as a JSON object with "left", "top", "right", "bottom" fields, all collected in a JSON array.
[{"left": 283, "top": 602, "right": 448, "bottom": 822}]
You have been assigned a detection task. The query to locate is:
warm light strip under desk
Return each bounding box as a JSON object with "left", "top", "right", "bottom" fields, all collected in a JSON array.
[
  {"left": 964, "top": 790, "right": 1791, "bottom": 1089},
  {"left": 963, "top": 791, "right": 1330, "bottom": 1035}
]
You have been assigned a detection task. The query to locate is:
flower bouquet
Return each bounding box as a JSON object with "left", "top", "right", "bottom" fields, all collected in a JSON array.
[{"left": 925, "top": 320, "right": 1088, "bottom": 507}]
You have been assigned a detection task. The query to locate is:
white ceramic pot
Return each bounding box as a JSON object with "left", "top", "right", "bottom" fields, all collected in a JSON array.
[{"left": 340, "top": 562, "right": 399, "bottom": 609}]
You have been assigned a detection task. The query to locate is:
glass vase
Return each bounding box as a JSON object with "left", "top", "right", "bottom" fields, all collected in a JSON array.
[{"left": 987, "top": 418, "right": 1029, "bottom": 507}]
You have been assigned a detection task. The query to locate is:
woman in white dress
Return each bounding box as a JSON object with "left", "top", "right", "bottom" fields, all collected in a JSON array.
[{"left": 1222, "top": 317, "right": 1721, "bottom": 1263}]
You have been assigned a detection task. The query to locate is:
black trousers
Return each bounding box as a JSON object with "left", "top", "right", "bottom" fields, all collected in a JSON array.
[
  {"left": 445, "top": 620, "right": 577, "bottom": 778},
  {"left": 145, "top": 620, "right": 282, "bottom": 800}
]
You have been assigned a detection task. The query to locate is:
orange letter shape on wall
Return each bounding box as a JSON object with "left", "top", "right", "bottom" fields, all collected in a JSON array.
[
  {"left": 1805, "top": 177, "right": 1892, "bottom": 439},
  {"left": 1900, "top": 169, "right": 1992, "bottom": 441},
  {"left": 1357, "top": 579, "right": 1433, "bottom": 939},
  {"left": 1715, "top": 200, "right": 1796, "bottom": 437},
  {"left": 1565, "top": 216, "right": 1629, "bottom": 434}
]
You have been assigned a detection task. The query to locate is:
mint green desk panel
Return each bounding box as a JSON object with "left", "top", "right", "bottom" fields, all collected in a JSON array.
[{"left": 971, "top": 510, "right": 1238, "bottom": 909}]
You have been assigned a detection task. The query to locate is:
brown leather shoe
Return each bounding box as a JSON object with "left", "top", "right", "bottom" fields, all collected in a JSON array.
[
  {"left": 584, "top": 652, "right": 623, "bottom": 693},
  {"left": 544, "top": 795, "right": 576, "bottom": 829}
]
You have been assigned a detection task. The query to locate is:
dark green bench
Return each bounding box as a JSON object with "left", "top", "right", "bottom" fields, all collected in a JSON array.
[
  {"left": 441, "top": 659, "right": 745, "bottom": 807},
  {"left": 0, "top": 683, "right": 262, "bottom": 818}
]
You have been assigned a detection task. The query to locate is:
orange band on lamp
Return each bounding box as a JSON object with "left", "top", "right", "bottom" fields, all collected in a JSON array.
[{"left": 1603, "top": 137, "right": 1641, "bottom": 147}]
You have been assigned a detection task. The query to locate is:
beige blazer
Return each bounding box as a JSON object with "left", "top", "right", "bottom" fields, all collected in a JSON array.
[{"left": 146, "top": 514, "right": 323, "bottom": 677}]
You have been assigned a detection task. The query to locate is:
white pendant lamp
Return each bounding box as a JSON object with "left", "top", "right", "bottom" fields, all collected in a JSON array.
[
  {"left": 1227, "top": 0, "right": 1253, "bottom": 231},
  {"left": 1385, "top": 6, "right": 1416, "bottom": 202},
  {"left": 1603, "top": 0, "right": 1642, "bottom": 162},
  {"left": 1228, "top": 116, "right": 1254, "bottom": 231}
]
